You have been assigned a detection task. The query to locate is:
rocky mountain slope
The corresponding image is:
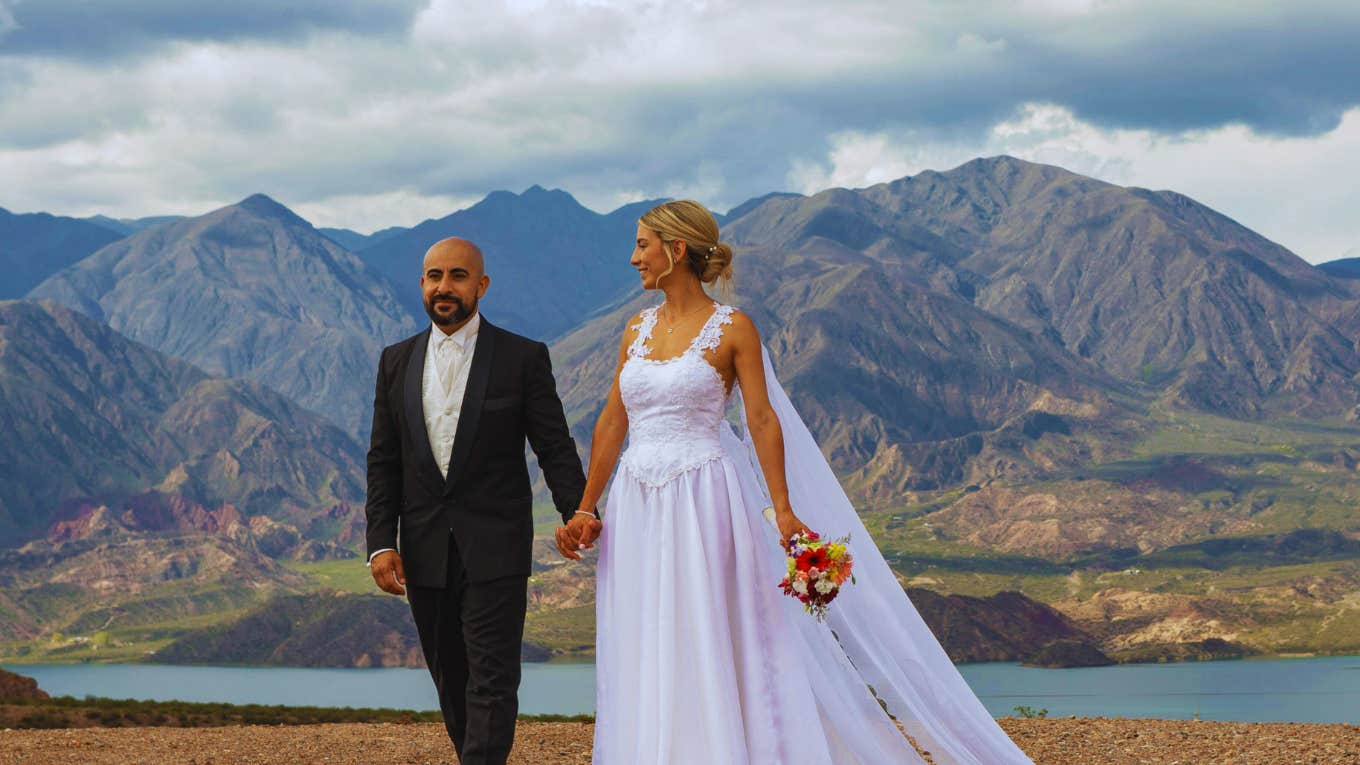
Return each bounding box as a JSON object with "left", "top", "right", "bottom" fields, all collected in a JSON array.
[
  {"left": 0, "top": 299, "right": 365, "bottom": 545},
  {"left": 850, "top": 158, "right": 1360, "bottom": 417},
  {"left": 28, "top": 195, "right": 418, "bottom": 438}
]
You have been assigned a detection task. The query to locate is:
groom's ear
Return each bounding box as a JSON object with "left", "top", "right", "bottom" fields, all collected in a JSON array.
[{"left": 478, "top": 274, "right": 490, "bottom": 297}]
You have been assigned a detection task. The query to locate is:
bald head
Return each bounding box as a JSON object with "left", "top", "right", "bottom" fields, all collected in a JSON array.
[
  {"left": 421, "top": 237, "right": 489, "bottom": 331},
  {"left": 423, "top": 237, "right": 485, "bottom": 276}
]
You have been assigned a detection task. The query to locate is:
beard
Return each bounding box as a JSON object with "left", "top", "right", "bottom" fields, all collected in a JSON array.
[{"left": 425, "top": 292, "right": 477, "bottom": 326}]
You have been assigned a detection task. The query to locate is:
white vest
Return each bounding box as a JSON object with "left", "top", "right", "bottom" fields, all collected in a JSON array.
[{"left": 421, "top": 313, "right": 479, "bottom": 479}]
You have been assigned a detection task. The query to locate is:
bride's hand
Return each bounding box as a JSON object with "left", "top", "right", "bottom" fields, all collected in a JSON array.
[{"left": 774, "top": 507, "right": 812, "bottom": 545}]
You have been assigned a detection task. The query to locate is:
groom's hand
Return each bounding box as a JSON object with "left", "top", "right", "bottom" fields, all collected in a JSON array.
[
  {"left": 554, "top": 513, "right": 601, "bottom": 561},
  {"left": 370, "top": 550, "right": 407, "bottom": 596}
]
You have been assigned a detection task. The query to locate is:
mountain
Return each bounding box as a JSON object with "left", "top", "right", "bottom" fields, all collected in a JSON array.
[
  {"left": 318, "top": 227, "right": 370, "bottom": 250},
  {"left": 906, "top": 588, "right": 1097, "bottom": 664},
  {"left": 1318, "top": 256, "right": 1360, "bottom": 280},
  {"left": 28, "top": 194, "right": 419, "bottom": 438},
  {"left": 0, "top": 207, "right": 124, "bottom": 299},
  {"left": 718, "top": 191, "right": 805, "bottom": 223},
  {"left": 0, "top": 299, "right": 365, "bottom": 545},
  {"left": 843, "top": 157, "right": 1360, "bottom": 417},
  {"left": 318, "top": 226, "right": 405, "bottom": 252},
  {"left": 84, "top": 214, "right": 185, "bottom": 236},
  {"left": 357, "top": 187, "right": 664, "bottom": 341}
]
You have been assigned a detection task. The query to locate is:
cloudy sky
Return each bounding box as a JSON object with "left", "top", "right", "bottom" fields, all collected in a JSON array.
[{"left": 1, "top": 0, "right": 1357, "bottom": 263}]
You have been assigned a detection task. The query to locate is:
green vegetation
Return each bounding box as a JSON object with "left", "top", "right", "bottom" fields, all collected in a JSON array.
[
  {"left": 524, "top": 604, "right": 596, "bottom": 659},
  {"left": 285, "top": 557, "right": 374, "bottom": 595},
  {"left": 2, "top": 393, "right": 1355, "bottom": 666}
]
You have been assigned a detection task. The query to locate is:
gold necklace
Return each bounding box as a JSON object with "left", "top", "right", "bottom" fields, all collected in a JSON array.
[{"left": 660, "top": 302, "right": 710, "bottom": 334}]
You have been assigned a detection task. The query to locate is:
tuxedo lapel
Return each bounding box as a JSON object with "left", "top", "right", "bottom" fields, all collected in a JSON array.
[
  {"left": 403, "top": 328, "right": 442, "bottom": 484},
  {"left": 443, "top": 320, "right": 496, "bottom": 495}
]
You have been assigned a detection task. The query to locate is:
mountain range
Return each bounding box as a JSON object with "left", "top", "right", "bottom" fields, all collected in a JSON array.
[
  {"left": 4, "top": 155, "right": 1360, "bottom": 666},
  {"left": 552, "top": 157, "right": 1360, "bottom": 500},
  {"left": 27, "top": 194, "right": 419, "bottom": 439}
]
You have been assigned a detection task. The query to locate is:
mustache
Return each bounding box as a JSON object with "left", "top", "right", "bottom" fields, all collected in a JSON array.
[{"left": 430, "top": 294, "right": 462, "bottom": 304}]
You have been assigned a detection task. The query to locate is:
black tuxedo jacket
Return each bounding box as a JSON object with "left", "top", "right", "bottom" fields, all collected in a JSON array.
[{"left": 365, "top": 318, "right": 586, "bottom": 586}]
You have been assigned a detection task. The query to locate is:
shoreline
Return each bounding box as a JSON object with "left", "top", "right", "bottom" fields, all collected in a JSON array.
[
  {"left": 1, "top": 719, "right": 1358, "bottom": 764},
  {"left": 5, "top": 649, "right": 1356, "bottom": 668}
]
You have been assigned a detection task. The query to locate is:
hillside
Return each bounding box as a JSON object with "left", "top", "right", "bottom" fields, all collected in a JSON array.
[
  {"left": 0, "top": 300, "right": 365, "bottom": 544},
  {"left": 28, "top": 195, "right": 418, "bottom": 438}
]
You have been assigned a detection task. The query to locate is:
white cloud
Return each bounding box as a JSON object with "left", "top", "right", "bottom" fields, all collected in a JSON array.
[
  {"left": 292, "top": 190, "right": 481, "bottom": 234},
  {"left": 0, "top": 0, "right": 1356, "bottom": 257},
  {"left": 787, "top": 103, "right": 1360, "bottom": 264}
]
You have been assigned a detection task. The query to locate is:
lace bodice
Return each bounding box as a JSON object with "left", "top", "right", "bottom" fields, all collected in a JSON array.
[{"left": 617, "top": 303, "right": 735, "bottom": 487}]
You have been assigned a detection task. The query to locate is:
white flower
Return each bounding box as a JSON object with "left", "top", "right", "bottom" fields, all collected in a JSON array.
[
  {"left": 792, "top": 579, "right": 809, "bottom": 595},
  {"left": 815, "top": 578, "right": 836, "bottom": 595}
]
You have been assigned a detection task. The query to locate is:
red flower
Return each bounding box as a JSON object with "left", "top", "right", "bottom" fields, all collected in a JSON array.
[{"left": 796, "top": 548, "right": 827, "bottom": 572}]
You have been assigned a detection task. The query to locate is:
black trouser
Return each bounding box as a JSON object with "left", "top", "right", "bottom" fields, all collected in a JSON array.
[{"left": 408, "top": 534, "right": 527, "bottom": 765}]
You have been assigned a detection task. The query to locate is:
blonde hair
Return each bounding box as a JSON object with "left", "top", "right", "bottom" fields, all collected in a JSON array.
[{"left": 639, "top": 200, "right": 734, "bottom": 293}]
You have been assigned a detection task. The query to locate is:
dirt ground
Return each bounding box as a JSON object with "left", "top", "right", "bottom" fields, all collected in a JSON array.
[{"left": 1, "top": 717, "right": 1358, "bottom": 764}]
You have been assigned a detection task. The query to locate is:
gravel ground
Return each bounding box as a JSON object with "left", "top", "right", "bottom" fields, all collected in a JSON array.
[{"left": 1, "top": 718, "right": 1358, "bottom": 764}]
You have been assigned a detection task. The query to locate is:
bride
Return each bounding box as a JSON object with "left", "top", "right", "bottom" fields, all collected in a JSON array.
[{"left": 554, "top": 200, "right": 1034, "bottom": 764}]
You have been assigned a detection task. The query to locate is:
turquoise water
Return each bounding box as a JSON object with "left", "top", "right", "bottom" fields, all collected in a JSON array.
[{"left": 6, "top": 655, "right": 1358, "bottom": 723}]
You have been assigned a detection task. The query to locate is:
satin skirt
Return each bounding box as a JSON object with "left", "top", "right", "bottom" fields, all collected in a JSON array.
[{"left": 592, "top": 442, "right": 928, "bottom": 764}]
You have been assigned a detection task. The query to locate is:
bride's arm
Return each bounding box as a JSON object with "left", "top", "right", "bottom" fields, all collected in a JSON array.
[
  {"left": 728, "top": 312, "right": 811, "bottom": 542},
  {"left": 554, "top": 318, "right": 634, "bottom": 560}
]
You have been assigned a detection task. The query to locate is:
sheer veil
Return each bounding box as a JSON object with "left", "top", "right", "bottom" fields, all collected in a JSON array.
[{"left": 731, "top": 345, "right": 1034, "bottom": 765}]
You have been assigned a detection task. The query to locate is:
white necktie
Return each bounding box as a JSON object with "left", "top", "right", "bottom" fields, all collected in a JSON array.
[{"left": 437, "top": 336, "right": 461, "bottom": 397}]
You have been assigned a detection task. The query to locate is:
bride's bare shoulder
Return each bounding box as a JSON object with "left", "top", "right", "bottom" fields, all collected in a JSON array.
[{"left": 718, "top": 306, "right": 760, "bottom": 345}]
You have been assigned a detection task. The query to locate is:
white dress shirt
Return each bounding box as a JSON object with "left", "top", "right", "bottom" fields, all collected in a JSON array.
[
  {"left": 423, "top": 312, "right": 480, "bottom": 479},
  {"left": 368, "top": 312, "right": 480, "bottom": 566}
]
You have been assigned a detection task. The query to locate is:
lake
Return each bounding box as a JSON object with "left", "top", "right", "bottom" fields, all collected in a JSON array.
[{"left": 5, "top": 656, "right": 1359, "bottom": 723}]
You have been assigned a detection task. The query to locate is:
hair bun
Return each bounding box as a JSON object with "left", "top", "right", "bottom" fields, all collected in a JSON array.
[{"left": 700, "top": 241, "right": 734, "bottom": 285}]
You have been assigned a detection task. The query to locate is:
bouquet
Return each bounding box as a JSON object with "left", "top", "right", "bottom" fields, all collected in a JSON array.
[{"left": 778, "top": 529, "right": 854, "bottom": 621}]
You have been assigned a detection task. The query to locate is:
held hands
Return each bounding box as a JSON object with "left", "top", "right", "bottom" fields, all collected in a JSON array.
[
  {"left": 555, "top": 510, "right": 603, "bottom": 561},
  {"left": 370, "top": 550, "right": 406, "bottom": 596}
]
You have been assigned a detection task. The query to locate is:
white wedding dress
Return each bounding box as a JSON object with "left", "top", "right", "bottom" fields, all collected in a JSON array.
[{"left": 593, "top": 302, "right": 1033, "bottom": 764}]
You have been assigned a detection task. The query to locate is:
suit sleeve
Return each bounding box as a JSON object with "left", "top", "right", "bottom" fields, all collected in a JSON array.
[
  {"left": 523, "top": 341, "right": 587, "bottom": 524},
  {"left": 365, "top": 348, "right": 402, "bottom": 558}
]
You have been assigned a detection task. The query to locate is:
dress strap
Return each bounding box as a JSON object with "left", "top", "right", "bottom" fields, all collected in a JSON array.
[
  {"left": 627, "top": 306, "right": 660, "bottom": 359},
  {"left": 688, "top": 303, "right": 735, "bottom": 356}
]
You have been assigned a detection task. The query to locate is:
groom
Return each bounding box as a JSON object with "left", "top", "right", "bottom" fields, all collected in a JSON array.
[{"left": 365, "top": 237, "right": 599, "bottom": 764}]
